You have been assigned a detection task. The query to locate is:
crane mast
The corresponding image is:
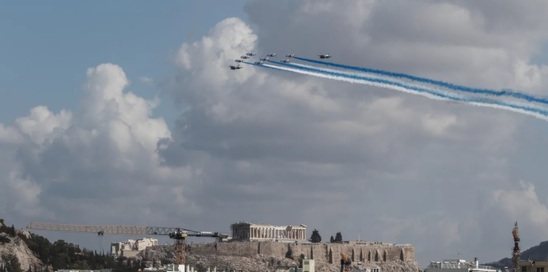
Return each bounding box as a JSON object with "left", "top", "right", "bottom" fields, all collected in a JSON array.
[
  {"left": 26, "top": 222, "right": 228, "bottom": 266},
  {"left": 512, "top": 221, "right": 520, "bottom": 272}
]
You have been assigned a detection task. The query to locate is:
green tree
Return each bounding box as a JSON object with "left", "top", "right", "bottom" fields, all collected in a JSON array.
[
  {"left": 9, "top": 225, "right": 16, "bottom": 237},
  {"left": 298, "top": 254, "right": 306, "bottom": 268},
  {"left": 285, "top": 245, "right": 293, "bottom": 260},
  {"left": 310, "top": 229, "right": 322, "bottom": 243},
  {"left": 3, "top": 253, "right": 23, "bottom": 272},
  {"left": 334, "top": 232, "right": 343, "bottom": 243}
]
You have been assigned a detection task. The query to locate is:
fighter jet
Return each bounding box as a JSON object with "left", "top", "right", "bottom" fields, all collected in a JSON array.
[
  {"left": 235, "top": 59, "right": 244, "bottom": 63},
  {"left": 229, "top": 64, "right": 242, "bottom": 70},
  {"left": 260, "top": 57, "right": 269, "bottom": 61},
  {"left": 241, "top": 55, "right": 250, "bottom": 59},
  {"left": 285, "top": 54, "right": 295, "bottom": 58},
  {"left": 246, "top": 53, "right": 256, "bottom": 56},
  {"left": 267, "top": 53, "right": 276, "bottom": 57},
  {"left": 318, "top": 54, "right": 331, "bottom": 59},
  {"left": 281, "top": 59, "right": 290, "bottom": 63},
  {"left": 253, "top": 61, "right": 264, "bottom": 65}
]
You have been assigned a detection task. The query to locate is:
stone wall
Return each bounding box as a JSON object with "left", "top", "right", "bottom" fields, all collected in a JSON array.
[{"left": 188, "top": 241, "right": 415, "bottom": 264}]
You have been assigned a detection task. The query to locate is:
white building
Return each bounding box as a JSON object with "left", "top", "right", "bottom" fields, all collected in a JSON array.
[
  {"left": 302, "top": 259, "right": 315, "bottom": 272},
  {"left": 111, "top": 237, "right": 159, "bottom": 257},
  {"left": 425, "top": 259, "right": 499, "bottom": 272}
]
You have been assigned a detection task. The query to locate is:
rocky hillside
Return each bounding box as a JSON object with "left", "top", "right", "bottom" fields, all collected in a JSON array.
[
  {"left": 0, "top": 220, "right": 45, "bottom": 272},
  {"left": 137, "top": 243, "right": 421, "bottom": 272},
  {"left": 0, "top": 219, "right": 127, "bottom": 272}
]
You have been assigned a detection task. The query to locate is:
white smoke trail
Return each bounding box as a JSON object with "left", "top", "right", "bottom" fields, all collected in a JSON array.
[{"left": 257, "top": 63, "right": 548, "bottom": 121}]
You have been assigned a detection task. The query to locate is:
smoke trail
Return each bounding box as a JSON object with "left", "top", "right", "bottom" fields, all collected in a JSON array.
[
  {"left": 255, "top": 61, "right": 464, "bottom": 102},
  {"left": 245, "top": 61, "right": 548, "bottom": 121},
  {"left": 294, "top": 56, "right": 548, "bottom": 105},
  {"left": 275, "top": 61, "right": 442, "bottom": 101}
]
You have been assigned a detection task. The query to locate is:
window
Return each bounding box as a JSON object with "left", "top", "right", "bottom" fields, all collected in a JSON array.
[{"left": 537, "top": 267, "right": 544, "bottom": 272}]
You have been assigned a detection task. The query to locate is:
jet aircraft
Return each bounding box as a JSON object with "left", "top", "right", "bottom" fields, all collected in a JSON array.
[
  {"left": 246, "top": 53, "right": 256, "bottom": 56},
  {"left": 281, "top": 59, "right": 290, "bottom": 63},
  {"left": 267, "top": 53, "right": 276, "bottom": 57},
  {"left": 229, "top": 64, "right": 242, "bottom": 70},
  {"left": 241, "top": 55, "right": 250, "bottom": 59},
  {"left": 318, "top": 54, "right": 331, "bottom": 59},
  {"left": 285, "top": 54, "right": 295, "bottom": 58},
  {"left": 260, "top": 57, "right": 269, "bottom": 61},
  {"left": 235, "top": 59, "right": 243, "bottom": 63}
]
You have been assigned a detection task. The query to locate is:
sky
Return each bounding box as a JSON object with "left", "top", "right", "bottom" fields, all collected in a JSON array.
[{"left": 2, "top": 0, "right": 548, "bottom": 267}]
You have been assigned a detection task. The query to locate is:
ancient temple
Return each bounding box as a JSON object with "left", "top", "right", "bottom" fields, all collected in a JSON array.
[{"left": 231, "top": 222, "right": 307, "bottom": 241}]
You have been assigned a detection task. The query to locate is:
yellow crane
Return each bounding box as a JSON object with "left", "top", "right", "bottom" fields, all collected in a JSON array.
[{"left": 26, "top": 222, "right": 228, "bottom": 265}]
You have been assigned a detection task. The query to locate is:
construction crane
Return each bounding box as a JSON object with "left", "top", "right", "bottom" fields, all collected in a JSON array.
[
  {"left": 512, "top": 221, "right": 521, "bottom": 272},
  {"left": 26, "top": 222, "right": 228, "bottom": 265}
]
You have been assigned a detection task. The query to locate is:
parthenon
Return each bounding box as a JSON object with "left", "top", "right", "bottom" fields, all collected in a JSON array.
[{"left": 231, "top": 222, "right": 307, "bottom": 241}]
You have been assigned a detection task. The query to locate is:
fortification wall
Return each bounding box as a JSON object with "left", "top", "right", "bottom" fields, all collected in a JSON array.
[{"left": 189, "top": 241, "right": 415, "bottom": 264}]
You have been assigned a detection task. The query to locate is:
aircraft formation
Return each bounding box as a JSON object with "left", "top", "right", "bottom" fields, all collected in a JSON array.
[
  {"left": 225, "top": 49, "right": 548, "bottom": 122},
  {"left": 228, "top": 52, "right": 331, "bottom": 71}
]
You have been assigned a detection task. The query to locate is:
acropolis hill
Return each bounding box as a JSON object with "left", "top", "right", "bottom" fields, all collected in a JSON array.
[{"left": 138, "top": 222, "right": 421, "bottom": 272}]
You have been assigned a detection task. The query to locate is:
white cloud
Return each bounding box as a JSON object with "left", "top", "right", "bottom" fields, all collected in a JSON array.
[
  {"left": 0, "top": 63, "right": 198, "bottom": 227},
  {"left": 491, "top": 181, "right": 548, "bottom": 228},
  {"left": 15, "top": 106, "right": 72, "bottom": 146},
  {"left": 140, "top": 76, "right": 154, "bottom": 85}
]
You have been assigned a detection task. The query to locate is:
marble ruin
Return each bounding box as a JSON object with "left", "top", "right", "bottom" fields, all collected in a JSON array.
[{"left": 231, "top": 222, "right": 307, "bottom": 241}]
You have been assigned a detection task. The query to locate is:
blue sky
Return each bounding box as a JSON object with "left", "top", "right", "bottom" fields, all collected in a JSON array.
[{"left": 0, "top": 1, "right": 247, "bottom": 124}]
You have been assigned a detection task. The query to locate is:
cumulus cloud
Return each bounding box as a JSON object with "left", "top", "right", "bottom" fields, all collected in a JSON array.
[{"left": 0, "top": 63, "right": 198, "bottom": 227}]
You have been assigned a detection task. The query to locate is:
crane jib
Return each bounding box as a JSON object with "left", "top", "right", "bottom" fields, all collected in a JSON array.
[{"left": 26, "top": 222, "right": 227, "bottom": 238}]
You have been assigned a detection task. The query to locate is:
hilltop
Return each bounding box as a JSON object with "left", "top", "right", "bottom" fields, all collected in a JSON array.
[
  {"left": 0, "top": 219, "right": 44, "bottom": 272},
  {"left": 136, "top": 241, "right": 421, "bottom": 272},
  {"left": 0, "top": 219, "right": 135, "bottom": 272},
  {"left": 486, "top": 241, "right": 548, "bottom": 269}
]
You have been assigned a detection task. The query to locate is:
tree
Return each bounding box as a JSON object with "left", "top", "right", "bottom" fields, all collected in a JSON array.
[
  {"left": 2, "top": 253, "right": 23, "bottom": 272},
  {"left": 330, "top": 236, "right": 334, "bottom": 243},
  {"left": 298, "top": 254, "right": 306, "bottom": 268},
  {"left": 285, "top": 245, "right": 293, "bottom": 260},
  {"left": 310, "top": 229, "right": 322, "bottom": 243},
  {"left": 334, "top": 232, "right": 342, "bottom": 243},
  {"left": 334, "top": 232, "right": 343, "bottom": 243},
  {"left": 9, "top": 225, "right": 16, "bottom": 237}
]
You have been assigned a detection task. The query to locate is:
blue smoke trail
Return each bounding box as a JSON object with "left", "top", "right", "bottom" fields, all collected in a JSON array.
[
  {"left": 245, "top": 61, "right": 548, "bottom": 120},
  {"left": 294, "top": 56, "right": 548, "bottom": 105}
]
